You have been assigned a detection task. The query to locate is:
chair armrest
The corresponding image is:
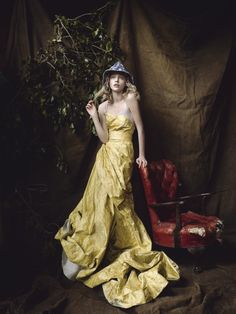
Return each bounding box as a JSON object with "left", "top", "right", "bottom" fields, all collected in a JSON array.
[
  {"left": 176, "top": 192, "right": 211, "bottom": 215},
  {"left": 176, "top": 192, "right": 211, "bottom": 201},
  {"left": 149, "top": 200, "right": 185, "bottom": 208}
]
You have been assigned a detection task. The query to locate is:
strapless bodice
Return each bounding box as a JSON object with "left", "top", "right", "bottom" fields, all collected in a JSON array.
[{"left": 105, "top": 113, "right": 135, "bottom": 142}]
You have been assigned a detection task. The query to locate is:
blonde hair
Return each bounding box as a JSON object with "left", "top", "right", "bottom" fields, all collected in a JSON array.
[{"left": 93, "top": 75, "right": 140, "bottom": 103}]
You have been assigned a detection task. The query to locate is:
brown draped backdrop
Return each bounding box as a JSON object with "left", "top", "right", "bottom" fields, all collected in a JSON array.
[
  {"left": 2, "top": 0, "right": 236, "bottom": 243},
  {"left": 1, "top": 1, "right": 236, "bottom": 313}
]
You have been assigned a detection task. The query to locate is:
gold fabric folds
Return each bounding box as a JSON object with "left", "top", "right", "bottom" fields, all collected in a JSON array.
[{"left": 55, "top": 114, "right": 179, "bottom": 308}]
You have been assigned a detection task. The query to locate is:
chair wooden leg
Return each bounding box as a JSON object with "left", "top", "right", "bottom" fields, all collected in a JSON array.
[{"left": 187, "top": 247, "right": 206, "bottom": 273}]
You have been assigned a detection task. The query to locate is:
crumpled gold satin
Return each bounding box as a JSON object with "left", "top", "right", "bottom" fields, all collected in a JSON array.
[{"left": 55, "top": 113, "right": 180, "bottom": 308}]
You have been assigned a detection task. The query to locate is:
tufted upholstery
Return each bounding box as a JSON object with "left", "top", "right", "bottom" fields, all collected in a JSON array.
[{"left": 139, "top": 160, "right": 223, "bottom": 248}]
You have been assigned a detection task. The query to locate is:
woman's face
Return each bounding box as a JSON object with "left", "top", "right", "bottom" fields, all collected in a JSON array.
[{"left": 109, "top": 73, "right": 127, "bottom": 92}]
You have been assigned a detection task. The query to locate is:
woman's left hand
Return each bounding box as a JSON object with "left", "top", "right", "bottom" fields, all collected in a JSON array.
[{"left": 136, "top": 156, "right": 148, "bottom": 168}]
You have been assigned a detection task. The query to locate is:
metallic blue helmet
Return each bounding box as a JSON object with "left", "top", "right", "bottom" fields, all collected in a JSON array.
[{"left": 102, "top": 61, "right": 134, "bottom": 84}]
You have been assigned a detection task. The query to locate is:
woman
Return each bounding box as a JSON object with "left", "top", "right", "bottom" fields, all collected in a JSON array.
[{"left": 55, "top": 62, "right": 180, "bottom": 308}]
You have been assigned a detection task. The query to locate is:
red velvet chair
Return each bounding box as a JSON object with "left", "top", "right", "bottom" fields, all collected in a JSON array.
[{"left": 138, "top": 159, "right": 224, "bottom": 271}]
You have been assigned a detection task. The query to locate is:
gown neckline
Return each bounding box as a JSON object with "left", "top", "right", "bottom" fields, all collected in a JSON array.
[{"left": 105, "top": 112, "right": 134, "bottom": 125}]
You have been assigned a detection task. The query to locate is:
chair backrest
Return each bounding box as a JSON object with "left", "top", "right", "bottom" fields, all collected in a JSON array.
[{"left": 138, "top": 160, "right": 179, "bottom": 223}]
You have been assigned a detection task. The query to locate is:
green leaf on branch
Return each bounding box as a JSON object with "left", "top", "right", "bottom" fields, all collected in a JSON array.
[{"left": 20, "top": 1, "right": 124, "bottom": 136}]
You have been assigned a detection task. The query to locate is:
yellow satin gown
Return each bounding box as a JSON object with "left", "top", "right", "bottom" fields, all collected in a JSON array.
[{"left": 55, "top": 113, "right": 180, "bottom": 308}]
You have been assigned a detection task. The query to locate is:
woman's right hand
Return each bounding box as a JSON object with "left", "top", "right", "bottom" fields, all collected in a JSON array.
[{"left": 86, "top": 100, "right": 97, "bottom": 118}]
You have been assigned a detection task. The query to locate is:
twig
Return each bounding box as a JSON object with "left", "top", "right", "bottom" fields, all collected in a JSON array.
[
  {"left": 92, "top": 44, "right": 110, "bottom": 53},
  {"left": 46, "top": 61, "right": 56, "bottom": 70},
  {"left": 57, "top": 18, "right": 75, "bottom": 46}
]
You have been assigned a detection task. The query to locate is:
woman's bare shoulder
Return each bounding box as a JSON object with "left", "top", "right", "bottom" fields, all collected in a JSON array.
[
  {"left": 125, "top": 92, "right": 139, "bottom": 107},
  {"left": 126, "top": 91, "right": 138, "bottom": 102},
  {"left": 98, "top": 100, "right": 108, "bottom": 113}
]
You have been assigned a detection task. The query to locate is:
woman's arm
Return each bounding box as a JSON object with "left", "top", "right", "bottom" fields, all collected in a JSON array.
[
  {"left": 126, "top": 93, "right": 147, "bottom": 168},
  {"left": 86, "top": 100, "right": 108, "bottom": 143}
]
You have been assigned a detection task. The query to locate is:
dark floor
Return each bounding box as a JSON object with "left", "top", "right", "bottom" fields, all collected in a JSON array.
[
  {"left": 1, "top": 241, "right": 236, "bottom": 314},
  {"left": 1, "top": 175, "right": 235, "bottom": 313}
]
